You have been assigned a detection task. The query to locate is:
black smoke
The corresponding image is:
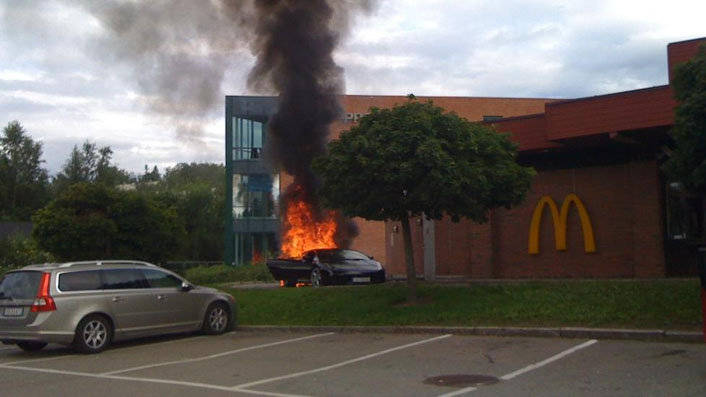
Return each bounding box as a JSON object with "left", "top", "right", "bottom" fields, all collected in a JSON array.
[{"left": 246, "top": 0, "right": 375, "bottom": 248}]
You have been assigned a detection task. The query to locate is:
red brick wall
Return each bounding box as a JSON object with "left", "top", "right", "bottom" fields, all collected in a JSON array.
[
  {"left": 492, "top": 160, "right": 665, "bottom": 278},
  {"left": 383, "top": 160, "right": 666, "bottom": 279},
  {"left": 668, "top": 37, "right": 706, "bottom": 82},
  {"left": 545, "top": 86, "right": 676, "bottom": 140},
  {"left": 350, "top": 218, "right": 386, "bottom": 263},
  {"left": 385, "top": 218, "right": 425, "bottom": 277}
]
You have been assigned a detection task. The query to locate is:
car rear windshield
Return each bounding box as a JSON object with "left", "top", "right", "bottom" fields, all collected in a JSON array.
[
  {"left": 58, "top": 270, "right": 103, "bottom": 292},
  {"left": 0, "top": 271, "right": 42, "bottom": 300}
]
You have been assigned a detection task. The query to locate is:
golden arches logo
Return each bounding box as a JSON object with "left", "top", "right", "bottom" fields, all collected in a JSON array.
[{"left": 528, "top": 193, "right": 596, "bottom": 254}]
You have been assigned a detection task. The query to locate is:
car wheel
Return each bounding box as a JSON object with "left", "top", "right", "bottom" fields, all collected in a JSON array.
[
  {"left": 16, "top": 341, "right": 47, "bottom": 352},
  {"left": 73, "top": 314, "right": 112, "bottom": 354},
  {"left": 310, "top": 267, "right": 324, "bottom": 287},
  {"left": 202, "top": 302, "right": 230, "bottom": 335}
]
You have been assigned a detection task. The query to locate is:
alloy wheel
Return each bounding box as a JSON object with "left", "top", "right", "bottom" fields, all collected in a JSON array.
[
  {"left": 208, "top": 306, "right": 227, "bottom": 332},
  {"left": 83, "top": 320, "right": 108, "bottom": 349},
  {"left": 310, "top": 268, "right": 322, "bottom": 287}
]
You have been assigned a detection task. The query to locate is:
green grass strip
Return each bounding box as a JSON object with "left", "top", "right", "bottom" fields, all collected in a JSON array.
[{"left": 221, "top": 279, "right": 702, "bottom": 330}]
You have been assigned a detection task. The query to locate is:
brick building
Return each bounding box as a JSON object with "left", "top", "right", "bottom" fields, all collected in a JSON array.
[{"left": 225, "top": 37, "right": 705, "bottom": 278}]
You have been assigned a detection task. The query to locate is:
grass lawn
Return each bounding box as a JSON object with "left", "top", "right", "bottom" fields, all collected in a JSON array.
[{"left": 221, "top": 279, "right": 703, "bottom": 330}]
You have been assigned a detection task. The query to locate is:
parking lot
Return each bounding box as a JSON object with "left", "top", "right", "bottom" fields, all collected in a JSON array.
[{"left": 0, "top": 330, "right": 704, "bottom": 396}]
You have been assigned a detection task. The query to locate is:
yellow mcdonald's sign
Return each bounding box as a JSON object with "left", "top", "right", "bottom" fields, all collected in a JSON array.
[{"left": 528, "top": 193, "right": 596, "bottom": 254}]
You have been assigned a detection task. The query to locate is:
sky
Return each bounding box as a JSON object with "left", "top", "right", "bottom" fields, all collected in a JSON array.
[{"left": 0, "top": 0, "right": 704, "bottom": 175}]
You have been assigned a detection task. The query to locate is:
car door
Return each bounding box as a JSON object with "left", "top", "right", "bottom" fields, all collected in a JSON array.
[
  {"left": 102, "top": 268, "right": 163, "bottom": 336},
  {"left": 142, "top": 268, "right": 200, "bottom": 329}
]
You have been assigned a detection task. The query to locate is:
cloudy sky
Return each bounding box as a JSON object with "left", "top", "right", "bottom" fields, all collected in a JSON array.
[{"left": 0, "top": 0, "right": 704, "bottom": 175}]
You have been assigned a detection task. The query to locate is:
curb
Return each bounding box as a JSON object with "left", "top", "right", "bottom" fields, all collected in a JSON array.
[{"left": 235, "top": 325, "right": 703, "bottom": 343}]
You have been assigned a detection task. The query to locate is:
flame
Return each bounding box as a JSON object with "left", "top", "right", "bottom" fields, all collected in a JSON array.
[
  {"left": 252, "top": 250, "right": 263, "bottom": 265},
  {"left": 280, "top": 196, "right": 338, "bottom": 258}
]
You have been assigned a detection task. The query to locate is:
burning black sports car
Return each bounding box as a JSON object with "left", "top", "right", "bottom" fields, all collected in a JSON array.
[{"left": 266, "top": 249, "right": 386, "bottom": 287}]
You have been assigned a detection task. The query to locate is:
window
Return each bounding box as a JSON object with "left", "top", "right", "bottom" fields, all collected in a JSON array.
[
  {"left": 102, "top": 269, "right": 149, "bottom": 290},
  {"left": 232, "top": 117, "right": 264, "bottom": 160},
  {"left": 142, "top": 269, "right": 182, "bottom": 288},
  {"left": 340, "top": 250, "right": 370, "bottom": 260},
  {"left": 233, "top": 174, "right": 279, "bottom": 218},
  {"left": 58, "top": 271, "right": 102, "bottom": 292},
  {"left": 234, "top": 232, "right": 277, "bottom": 265},
  {"left": 0, "top": 271, "right": 42, "bottom": 299},
  {"left": 483, "top": 115, "right": 503, "bottom": 122}
]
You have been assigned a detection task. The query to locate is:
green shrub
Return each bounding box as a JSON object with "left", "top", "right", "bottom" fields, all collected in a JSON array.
[
  {"left": 0, "top": 234, "right": 55, "bottom": 275},
  {"left": 184, "top": 263, "right": 275, "bottom": 285}
]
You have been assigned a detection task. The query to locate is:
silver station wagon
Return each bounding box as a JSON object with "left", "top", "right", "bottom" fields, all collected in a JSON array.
[{"left": 0, "top": 260, "right": 236, "bottom": 353}]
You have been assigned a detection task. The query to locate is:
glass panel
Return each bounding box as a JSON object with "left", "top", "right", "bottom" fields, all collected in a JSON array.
[
  {"left": 102, "top": 269, "right": 149, "bottom": 290},
  {"left": 0, "top": 271, "right": 42, "bottom": 299},
  {"left": 232, "top": 117, "right": 265, "bottom": 160},
  {"left": 58, "top": 271, "right": 102, "bottom": 291},
  {"left": 142, "top": 269, "right": 182, "bottom": 288},
  {"left": 234, "top": 233, "right": 277, "bottom": 265},
  {"left": 232, "top": 174, "right": 279, "bottom": 218}
]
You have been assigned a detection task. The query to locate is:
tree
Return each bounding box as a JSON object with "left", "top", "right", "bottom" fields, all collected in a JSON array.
[
  {"left": 53, "top": 141, "right": 129, "bottom": 194},
  {"left": 142, "top": 163, "right": 226, "bottom": 260},
  {"left": 32, "top": 183, "right": 184, "bottom": 263},
  {"left": 663, "top": 44, "right": 706, "bottom": 195},
  {"left": 0, "top": 121, "right": 50, "bottom": 220},
  {"left": 313, "top": 99, "right": 535, "bottom": 300},
  {"left": 141, "top": 164, "right": 161, "bottom": 183}
]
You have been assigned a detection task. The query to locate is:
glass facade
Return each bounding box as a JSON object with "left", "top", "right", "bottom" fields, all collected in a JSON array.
[
  {"left": 233, "top": 233, "right": 278, "bottom": 266},
  {"left": 232, "top": 117, "right": 264, "bottom": 160},
  {"left": 226, "top": 99, "right": 281, "bottom": 266},
  {"left": 232, "top": 174, "right": 280, "bottom": 218}
]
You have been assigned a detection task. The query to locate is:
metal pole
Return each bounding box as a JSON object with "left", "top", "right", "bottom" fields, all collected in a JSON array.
[{"left": 698, "top": 245, "right": 706, "bottom": 343}]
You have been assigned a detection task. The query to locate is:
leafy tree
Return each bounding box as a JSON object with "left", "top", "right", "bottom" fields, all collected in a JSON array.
[
  {"left": 53, "top": 141, "right": 129, "bottom": 193},
  {"left": 140, "top": 164, "right": 161, "bottom": 183},
  {"left": 663, "top": 44, "right": 706, "bottom": 195},
  {"left": 151, "top": 184, "right": 224, "bottom": 261},
  {"left": 0, "top": 121, "right": 51, "bottom": 220},
  {"left": 163, "top": 162, "right": 225, "bottom": 188},
  {"left": 313, "top": 99, "right": 535, "bottom": 300},
  {"left": 0, "top": 233, "right": 55, "bottom": 272},
  {"left": 32, "top": 183, "right": 184, "bottom": 263},
  {"left": 142, "top": 163, "right": 226, "bottom": 260}
]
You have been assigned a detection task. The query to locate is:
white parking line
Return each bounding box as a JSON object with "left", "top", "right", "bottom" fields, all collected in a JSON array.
[
  {"left": 436, "top": 339, "right": 599, "bottom": 397},
  {"left": 0, "top": 364, "right": 309, "bottom": 396},
  {"left": 3, "top": 354, "right": 75, "bottom": 366},
  {"left": 103, "top": 332, "right": 335, "bottom": 375},
  {"left": 232, "top": 334, "right": 453, "bottom": 391}
]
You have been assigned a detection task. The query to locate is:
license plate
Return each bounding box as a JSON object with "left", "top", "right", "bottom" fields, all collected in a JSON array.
[
  {"left": 352, "top": 277, "right": 370, "bottom": 283},
  {"left": 3, "top": 307, "right": 23, "bottom": 317}
]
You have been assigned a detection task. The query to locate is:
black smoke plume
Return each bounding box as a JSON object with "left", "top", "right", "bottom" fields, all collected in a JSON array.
[
  {"left": 247, "top": 0, "right": 375, "bottom": 249},
  {"left": 37, "top": 0, "right": 373, "bottom": 249}
]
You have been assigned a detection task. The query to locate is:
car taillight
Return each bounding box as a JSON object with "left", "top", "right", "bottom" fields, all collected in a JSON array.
[{"left": 31, "top": 272, "right": 56, "bottom": 312}]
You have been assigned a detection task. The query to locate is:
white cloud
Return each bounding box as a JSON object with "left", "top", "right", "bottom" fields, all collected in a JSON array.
[{"left": 1, "top": 0, "right": 705, "bottom": 173}]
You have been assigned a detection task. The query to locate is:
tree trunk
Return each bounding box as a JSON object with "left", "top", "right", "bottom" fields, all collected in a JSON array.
[{"left": 400, "top": 212, "right": 417, "bottom": 303}]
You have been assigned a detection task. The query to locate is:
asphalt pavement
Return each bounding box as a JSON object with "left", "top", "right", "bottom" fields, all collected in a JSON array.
[{"left": 0, "top": 329, "right": 704, "bottom": 396}]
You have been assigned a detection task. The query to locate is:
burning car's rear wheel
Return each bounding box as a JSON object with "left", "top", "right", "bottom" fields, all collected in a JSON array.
[{"left": 310, "top": 268, "right": 324, "bottom": 287}]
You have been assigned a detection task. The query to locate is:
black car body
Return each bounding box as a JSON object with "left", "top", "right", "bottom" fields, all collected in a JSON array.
[{"left": 266, "top": 249, "right": 386, "bottom": 287}]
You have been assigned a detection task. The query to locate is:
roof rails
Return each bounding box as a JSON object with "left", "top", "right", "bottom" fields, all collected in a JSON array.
[{"left": 58, "top": 260, "right": 157, "bottom": 268}]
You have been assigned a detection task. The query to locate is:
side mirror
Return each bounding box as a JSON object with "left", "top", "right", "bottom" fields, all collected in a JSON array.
[
  {"left": 369, "top": 256, "right": 374, "bottom": 260},
  {"left": 181, "top": 281, "right": 194, "bottom": 292}
]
